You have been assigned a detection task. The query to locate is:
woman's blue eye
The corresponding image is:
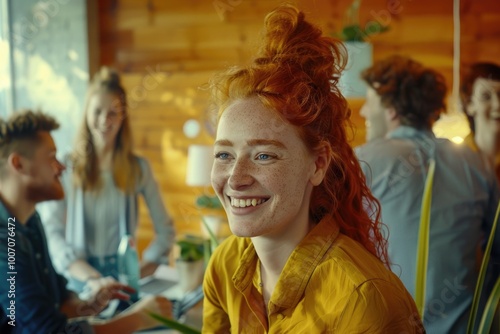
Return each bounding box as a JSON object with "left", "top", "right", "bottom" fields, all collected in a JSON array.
[
  {"left": 215, "top": 152, "right": 229, "bottom": 160},
  {"left": 257, "top": 154, "right": 271, "bottom": 160}
]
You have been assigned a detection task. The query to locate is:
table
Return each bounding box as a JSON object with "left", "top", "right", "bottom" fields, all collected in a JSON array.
[{"left": 134, "top": 267, "right": 204, "bottom": 333}]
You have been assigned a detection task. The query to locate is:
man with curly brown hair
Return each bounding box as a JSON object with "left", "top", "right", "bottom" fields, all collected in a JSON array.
[
  {"left": 356, "top": 56, "right": 500, "bottom": 334},
  {"left": 0, "top": 110, "right": 171, "bottom": 334},
  {"left": 460, "top": 62, "right": 500, "bottom": 183}
]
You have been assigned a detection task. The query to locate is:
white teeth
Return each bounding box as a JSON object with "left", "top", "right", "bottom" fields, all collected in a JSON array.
[{"left": 231, "top": 197, "right": 266, "bottom": 208}]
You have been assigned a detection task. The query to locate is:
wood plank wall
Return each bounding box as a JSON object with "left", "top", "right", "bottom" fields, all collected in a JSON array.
[{"left": 95, "top": 0, "right": 500, "bottom": 256}]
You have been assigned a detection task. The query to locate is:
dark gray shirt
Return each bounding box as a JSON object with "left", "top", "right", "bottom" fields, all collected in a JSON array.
[{"left": 0, "top": 200, "right": 94, "bottom": 334}]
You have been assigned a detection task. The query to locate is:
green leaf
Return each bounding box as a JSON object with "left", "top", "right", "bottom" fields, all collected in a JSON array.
[
  {"left": 148, "top": 312, "right": 201, "bottom": 334},
  {"left": 177, "top": 237, "right": 206, "bottom": 262},
  {"left": 196, "top": 195, "right": 223, "bottom": 209},
  {"left": 201, "top": 216, "right": 221, "bottom": 266},
  {"left": 467, "top": 199, "right": 500, "bottom": 333},
  {"left": 415, "top": 159, "right": 436, "bottom": 320},
  {"left": 339, "top": 22, "right": 389, "bottom": 42},
  {"left": 202, "top": 216, "right": 220, "bottom": 248},
  {"left": 341, "top": 24, "right": 366, "bottom": 42},
  {"left": 477, "top": 277, "right": 500, "bottom": 333}
]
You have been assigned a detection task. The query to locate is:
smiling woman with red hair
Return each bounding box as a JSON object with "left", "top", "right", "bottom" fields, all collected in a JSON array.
[{"left": 202, "top": 5, "right": 423, "bottom": 333}]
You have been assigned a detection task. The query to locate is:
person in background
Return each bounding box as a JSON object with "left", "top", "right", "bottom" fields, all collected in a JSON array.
[
  {"left": 460, "top": 62, "right": 500, "bottom": 183},
  {"left": 356, "top": 55, "right": 500, "bottom": 333},
  {"left": 202, "top": 5, "right": 424, "bottom": 333},
  {"left": 0, "top": 110, "right": 171, "bottom": 334},
  {"left": 359, "top": 81, "right": 389, "bottom": 142},
  {"left": 37, "top": 67, "right": 175, "bottom": 297},
  {"left": 460, "top": 61, "right": 500, "bottom": 334}
]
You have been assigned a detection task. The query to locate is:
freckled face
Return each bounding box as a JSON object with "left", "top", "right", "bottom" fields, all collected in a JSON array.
[
  {"left": 467, "top": 78, "right": 500, "bottom": 135},
  {"left": 211, "top": 97, "right": 316, "bottom": 238}
]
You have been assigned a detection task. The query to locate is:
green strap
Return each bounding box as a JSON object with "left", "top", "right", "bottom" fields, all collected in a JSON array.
[{"left": 415, "top": 159, "right": 436, "bottom": 320}]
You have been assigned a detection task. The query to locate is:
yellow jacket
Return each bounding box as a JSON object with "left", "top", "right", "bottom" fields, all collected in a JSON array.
[{"left": 203, "top": 216, "right": 424, "bottom": 333}]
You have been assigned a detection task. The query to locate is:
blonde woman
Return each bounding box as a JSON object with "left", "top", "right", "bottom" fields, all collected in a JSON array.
[{"left": 38, "top": 67, "right": 175, "bottom": 296}]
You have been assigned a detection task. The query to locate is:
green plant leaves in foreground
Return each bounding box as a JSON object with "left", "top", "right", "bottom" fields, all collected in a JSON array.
[
  {"left": 467, "top": 200, "right": 500, "bottom": 333},
  {"left": 477, "top": 277, "right": 500, "bottom": 333},
  {"left": 148, "top": 312, "right": 201, "bottom": 334}
]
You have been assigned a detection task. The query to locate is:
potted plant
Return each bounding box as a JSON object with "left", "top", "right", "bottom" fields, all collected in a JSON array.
[
  {"left": 333, "top": 0, "right": 390, "bottom": 97},
  {"left": 177, "top": 235, "right": 206, "bottom": 262},
  {"left": 195, "top": 193, "right": 226, "bottom": 243},
  {"left": 145, "top": 236, "right": 208, "bottom": 333},
  {"left": 175, "top": 235, "right": 207, "bottom": 294},
  {"left": 335, "top": 0, "right": 389, "bottom": 42}
]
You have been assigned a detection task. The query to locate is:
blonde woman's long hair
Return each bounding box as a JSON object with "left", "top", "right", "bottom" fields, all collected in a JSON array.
[{"left": 72, "top": 67, "right": 141, "bottom": 193}]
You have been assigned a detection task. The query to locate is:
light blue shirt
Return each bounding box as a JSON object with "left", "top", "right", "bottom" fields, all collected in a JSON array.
[
  {"left": 37, "top": 156, "right": 176, "bottom": 277},
  {"left": 83, "top": 170, "right": 121, "bottom": 257},
  {"left": 356, "top": 126, "right": 499, "bottom": 334}
]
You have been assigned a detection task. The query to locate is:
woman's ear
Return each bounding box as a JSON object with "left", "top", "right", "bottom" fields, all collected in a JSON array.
[{"left": 310, "top": 143, "right": 331, "bottom": 186}]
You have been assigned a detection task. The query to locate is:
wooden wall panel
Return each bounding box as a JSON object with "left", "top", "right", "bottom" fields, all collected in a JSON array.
[{"left": 96, "top": 0, "right": 500, "bottom": 256}]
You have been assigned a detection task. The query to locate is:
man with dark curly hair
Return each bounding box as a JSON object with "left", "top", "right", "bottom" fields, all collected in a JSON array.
[
  {"left": 460, "top": 62, "right": 500, "bottom": 183},
  {"left": 356, "top": 56, "right": 500, "bottom": 334},
  {"left": 0, "top": 110, "right": 171, "bottom": 334}
]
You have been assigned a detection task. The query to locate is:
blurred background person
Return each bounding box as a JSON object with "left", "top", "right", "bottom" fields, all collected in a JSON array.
[
  {"left": 460, "top": 62, "right": 500, "bottom": 182},
  {"left": 460, "top": 60, "right": 500, "bottom": 334},
  {"left": 38, "top": 67, "right": 175, "bottom": 297},
  {"left": 356, "top": 55, "right": 500, "bottom": 333},
  {"left": 0, "top": 110, "right": 172, "bottom": 334},
  {"left": 359, "top": 81, "right": 389, "bottom": 142}
]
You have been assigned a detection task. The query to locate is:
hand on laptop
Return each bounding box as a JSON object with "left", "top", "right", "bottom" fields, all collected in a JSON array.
[{"left": 84, "top": 276, "right": 120, "bottom": 298}]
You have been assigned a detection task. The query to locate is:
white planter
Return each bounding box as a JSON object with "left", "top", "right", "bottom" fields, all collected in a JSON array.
[
  {"left": 176, "top": 259, "right": 205, "bottom": 294},
  {"left": 338, "top": 42, "right": 373, "bottom": 98}
]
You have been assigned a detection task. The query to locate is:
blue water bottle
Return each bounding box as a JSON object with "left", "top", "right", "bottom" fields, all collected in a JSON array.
[{"left": 117, "top": 234, "right": 140, "bottom": 302}]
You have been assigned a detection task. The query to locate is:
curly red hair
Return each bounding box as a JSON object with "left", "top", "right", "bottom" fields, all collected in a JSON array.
[{"left": 210, "top": 5, "right": 388, "bottom": 266}]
